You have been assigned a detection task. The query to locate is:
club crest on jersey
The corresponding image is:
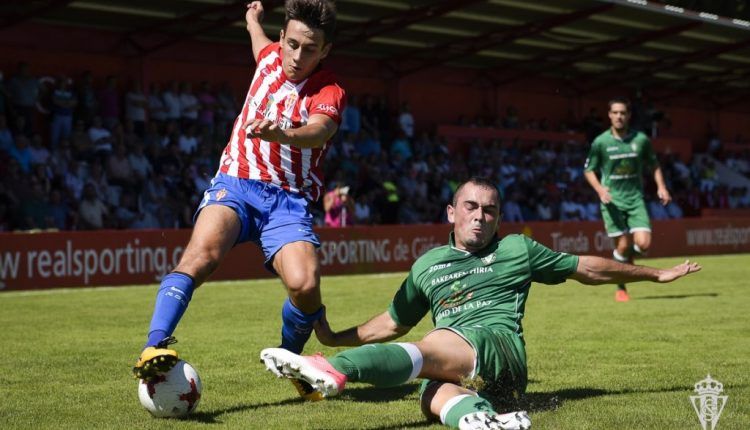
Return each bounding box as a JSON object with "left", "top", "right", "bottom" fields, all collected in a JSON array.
[
  {"left": 481, "top": 253, "right": 496, "bottom": 265},
  {"left": 216, "top": 188, "right": 228, "bottom": 201},
  {"left": 283, "top": 93, "right": 298, "bottom": 115}
]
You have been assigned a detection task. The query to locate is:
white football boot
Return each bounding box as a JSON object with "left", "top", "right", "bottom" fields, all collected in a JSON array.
[
  {"left": 458, "top": 411, "right": 531, "bottom": 430},
  {"left": 260, "top": 347, "right": 347, "bottom": 401}
]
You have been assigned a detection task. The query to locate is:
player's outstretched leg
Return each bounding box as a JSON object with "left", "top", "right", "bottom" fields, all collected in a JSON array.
[
  {"left": 133, "top": 271, "right": 195, "bottom": 379},
  {"left": 260, "top": 348, "right": 347, "bottom": 401},
  {"left": 133, "top": 336, "right": 179, "bottom": 380},
  {"left": 424, "top": 382, "right": 531, "bottom": 430},
  {"left": 262, "top": 342, "right": 423, "bottom": 400}
]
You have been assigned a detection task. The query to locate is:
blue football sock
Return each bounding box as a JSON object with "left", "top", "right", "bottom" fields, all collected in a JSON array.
[
  {"left": 280, "top": 298, "right": 323, "bottom": 354},
  {"left": 146, "top": 272, "right": 195, "bottom": 347}
]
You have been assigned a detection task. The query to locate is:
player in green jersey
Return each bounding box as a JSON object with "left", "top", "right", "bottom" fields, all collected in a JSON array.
[
  {"left": 260, "top": 177, "right": 699, "bottom": 430},
  {"left": 584, "top": 98, "right": 672, "bottom": 302}
]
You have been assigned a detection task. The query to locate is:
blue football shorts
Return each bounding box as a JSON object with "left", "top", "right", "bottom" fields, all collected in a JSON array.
[{"left": 196, "top": 173, "right": 320, "bottom": 271}]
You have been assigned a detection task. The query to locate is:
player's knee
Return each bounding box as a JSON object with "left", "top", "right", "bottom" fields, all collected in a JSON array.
[
  {"left": 280, "top": 258, "right": 320, "bottom": 296},
  {"left": 634, "top": 241, "right": 650, "bottom": 255},
  {"left": 176, "top": 247, "right": 222, "bottom": 281},
  {"left": 285, "top": 274, "right": 319, "bottom": 296}
]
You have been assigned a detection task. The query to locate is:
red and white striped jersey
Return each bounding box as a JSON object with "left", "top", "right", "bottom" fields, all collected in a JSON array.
[{"left": 219, "top": 42, "right": 345, "bottom": 201}]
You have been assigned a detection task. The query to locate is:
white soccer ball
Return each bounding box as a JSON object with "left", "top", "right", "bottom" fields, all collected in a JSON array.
[{"left": 138, "top": 360, "right": 202, "bottom": 418}]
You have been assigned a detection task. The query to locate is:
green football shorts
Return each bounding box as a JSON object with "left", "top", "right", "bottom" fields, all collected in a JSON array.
[
  {"left": 600, "top": 199, "right": 651, "bottom": 238},
  {"left": 419, "top": 327, "right": 528, "bottom": 400}
]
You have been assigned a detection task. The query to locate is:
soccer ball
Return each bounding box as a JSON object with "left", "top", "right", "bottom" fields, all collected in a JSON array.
[{"left": 138, "top": 360, "right": 202, "bottom": 418}]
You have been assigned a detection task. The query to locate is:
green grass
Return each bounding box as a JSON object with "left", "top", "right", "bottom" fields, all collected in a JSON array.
[{"left": 0, "top": 254, "right": 747, "bottom": 429}]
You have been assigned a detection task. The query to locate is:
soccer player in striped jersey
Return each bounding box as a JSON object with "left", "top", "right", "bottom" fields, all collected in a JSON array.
[
  {"left": 584, "top": 98, "right": 672, "bottom": 302},
  {"left": 134, "top": 0, "right": 344, "bottom": 380},
  {"left": 260, "top": 177, "right": 699, "bottom": 430}
]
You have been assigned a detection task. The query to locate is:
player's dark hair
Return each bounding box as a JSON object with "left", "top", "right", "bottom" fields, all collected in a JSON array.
[
  {"left": 452, "top": 177, "right": 500, "bottom": 206},
  {"left": 284, "top": 0, "right": 337, "bottom": 44},
  {"left": 608, "top": 97, "right": 630, "bottom": 112}
]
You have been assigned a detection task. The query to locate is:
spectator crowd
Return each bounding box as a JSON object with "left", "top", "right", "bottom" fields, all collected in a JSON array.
[{"left": 0, "top": 61, "right": 748, "bottom": 232}]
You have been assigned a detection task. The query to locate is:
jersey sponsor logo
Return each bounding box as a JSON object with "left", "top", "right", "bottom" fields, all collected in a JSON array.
[
  {"left": 428, "top": 262, "right": 452, "bottom": 273},
  {"left": 430, "top": 267, "right": 494, "bottom": 286},
  {"left": 608, "top": 174, "right": 638, "bottom": 179},
  {"left": 438, "top": 281, "right": 472, "bottom": 309},
  {"left": 315, "top": 103, "right": 338, "bottom": 115},
  {"left": 435, "top": 298, "right": 494, "bottom": 322},
  {"left": 431, "top": 271, "right": 466, "bottom": 286},
  {"left": 278, "top": 117, "right": 293, "bottom": 130},
  {"left": 263, "top": 94, "right": 276, "bottom": 119},
  {"left": 609, "top": 152, "right": 638, "bottom": 160},
  {"left": 606, "top": 146, "right": 619, "bottom": 152}
]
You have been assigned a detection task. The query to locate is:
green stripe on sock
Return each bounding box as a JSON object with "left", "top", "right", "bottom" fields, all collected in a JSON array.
[{"left": 328, "top": 344, "right": 414, "bottom": 387}]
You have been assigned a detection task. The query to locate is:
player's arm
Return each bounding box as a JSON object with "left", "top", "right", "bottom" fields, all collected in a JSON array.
[
  {"left": 314, "top": 309, "right": 411, "bottom": 347},
  {"left": 653, "top": 166, "right": 671, "bottom": 205},
  {"left": 569, "top": 255, "right": 700, "bottom": 285},
  {"left": 246, "top": 1, "right": 273, "bottom": 63},
  {"left": 315, "top": 272, "right": 425, "bottom": 347},
  {"left": 583, "top": 171, "right": 611, "bottom": 204},
  {"left": 244, "top": 113, "right": 338, "bottom": 148},
  {"left": 643, "top": 136, "right": 671, "bottom": 205},
  {"left": 583, "top": 142, "right": 611, "bottom": 204}
]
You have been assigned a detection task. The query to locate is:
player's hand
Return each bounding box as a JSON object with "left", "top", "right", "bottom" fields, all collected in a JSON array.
[
  {"left": 658, "top": 188, "right": 672, "bottom": 206},
  {"left": 597, "top": 187, "right": 612, "bottom": 204},
  {"left": 246, "top": 1, "right": 264, "bottom": 25},
  {"left": 657, "top": 259, "right": 701, "bottom": 282},
  {"left": 244, "top": 118, "right": 287, "bottom": 143},
  {"left": 313, "top": 307, "right": 338, "bottom": 347}
]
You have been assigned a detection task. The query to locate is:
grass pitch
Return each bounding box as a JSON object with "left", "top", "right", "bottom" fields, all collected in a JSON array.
[{"left": 0, "top": 254, "right": 747, "bottom": 429}]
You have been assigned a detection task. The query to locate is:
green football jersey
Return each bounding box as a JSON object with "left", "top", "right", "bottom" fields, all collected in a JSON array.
[
  {"left": 584, "top": 129, "right": 657, "bottom": 206},
  {"left": 388, "top": 233, "right": 579, "bottom": 336}
]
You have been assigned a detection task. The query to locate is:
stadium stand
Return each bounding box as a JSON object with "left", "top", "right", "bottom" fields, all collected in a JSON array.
[
  {"left": 1, "top": 1, "right": 750, "bottom": 233},
  {"left": 1, "top": 63, "right": 749, "bottom": 231}
]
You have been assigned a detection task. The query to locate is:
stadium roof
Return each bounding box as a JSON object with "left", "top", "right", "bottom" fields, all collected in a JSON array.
[{"left": 4, "top": 0, "right": 750, "bottom": 101}]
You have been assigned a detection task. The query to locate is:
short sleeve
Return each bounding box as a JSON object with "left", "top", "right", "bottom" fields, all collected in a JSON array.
[
  {"left": 524, "top": 236, "right": 579, "bottom": 285},
  {"left": 584, "top": 139, "right": 600, "bottom": 172},
  {"left": 256, "top": 42, "right": 278, "bottom": 63},
  {"left": 387, "top": 272, "right": 429, "bottom": 327},
  {"left": 308, "top": 84, "right": 345, "bottom": 125}
]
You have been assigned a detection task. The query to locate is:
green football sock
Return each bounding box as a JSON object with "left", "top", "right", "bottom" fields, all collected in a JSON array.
[
  {"left": 441, "top": 394, "right": 495, "bottom": 428},
  {"left": 328, "top": 343, "right": 422, "bottom": 387}
]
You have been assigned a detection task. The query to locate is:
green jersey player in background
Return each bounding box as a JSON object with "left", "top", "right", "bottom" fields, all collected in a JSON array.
[
  {"left": 584, "top": 98, "right": 672, "bottom": 302},
  {"left": 260, "top": 177, "right": 699, "bottom": 430}
]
